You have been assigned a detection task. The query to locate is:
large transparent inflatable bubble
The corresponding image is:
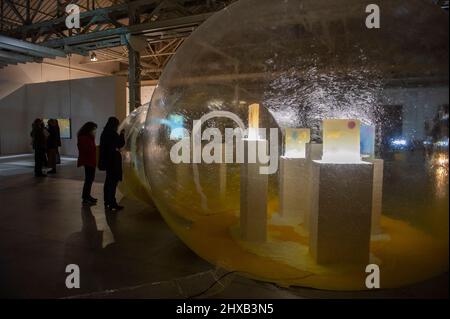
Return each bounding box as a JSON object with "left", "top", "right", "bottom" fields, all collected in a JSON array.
[
  {"left": 119, "top": 105, "right": 153, "bottom": 205},
  {"left": 143, "top": 0, "right": 449, "bottom": 290}
]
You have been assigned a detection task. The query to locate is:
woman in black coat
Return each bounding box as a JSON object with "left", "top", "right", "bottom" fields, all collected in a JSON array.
[
  {"left": 99, "top": 117, "right": 125, "bottom": 211},
  {"left": 46, "top": 119, "right": 59, "bottom": 174},
  {"left": 31, "top": 119, "right": 47, "bottom": 177}
]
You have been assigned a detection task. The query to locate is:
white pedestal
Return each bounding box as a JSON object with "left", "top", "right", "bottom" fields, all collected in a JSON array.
[
  {"left": 309, "top": 161, "right": 373, "bottom": 265},
  {"left": 240, "top": 140, "right": 268, "bottom": 242},
  {"left": 365, "top": 158, "right": 384, "bottom": 235},
  {"left": 306, "top": 143, "right": 323, "bottom": 161},
  {"left": 302, "top": 143, "right": 323, "bottom": 231},
  {"left": 279, "top": 157, "right": 309, "bottom": 224}
]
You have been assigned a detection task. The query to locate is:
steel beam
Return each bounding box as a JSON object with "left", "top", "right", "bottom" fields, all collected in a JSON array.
[
  {"left": 0, "top": 57, "right": 19, "bottom": 65},
  {"left": 31, "top": 0, "right": 45, "bottom": 22},
  {"left": 74, "top": 38, "right": 124, "bottom": 52},
  {"left": 129, "top": 12, "right": 212, "bottom": 35},
  {"left": 42, "top": 13, "right": 211, "bottom": 49},
  {"left": 1, "top": 1, "right": 4, "bottom": 32},
  {"left": 81, "top": 51, "right": 177, "bottom": 64},
  {"left": 127, "top": 1, "right": 142, "bottom": 112},
  {"left": 0, "top": 50, "right": 43, "bottom": 63},
  {"left": 0, "top": 35, "right": 66, "bottom": 58},
  {"left": 4, "top": 0, "right": 26, "bottom": 25},
  {"left": 0, "top": 42, "right": 56, "bottom": 58},
  {"left": 9, "top": 0, "right": 160, "bottom": 36},
  {"left": 26, "top": 0, "right": 31, "bottom": 24}
]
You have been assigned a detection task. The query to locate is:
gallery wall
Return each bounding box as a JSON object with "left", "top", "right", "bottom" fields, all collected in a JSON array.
[
  {"left": 0, "top": 55, "right": 119, "bottom": 100},
  {"left": 0, "top": 76, "right": 126, "bottom": 156}
]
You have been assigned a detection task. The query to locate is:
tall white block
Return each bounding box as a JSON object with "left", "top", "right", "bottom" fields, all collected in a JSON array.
[
  {"left": 322, "top": 119, "right": 361, "bottom": 163},
  {"left": 309, "top": 161, "right": 374, "bottom": 265},
  {"left": 365, "top": 158, "right": 384, "bottom": 235},
  {"left": 302, "top": 143, "right": 323, "bottom": 231},
  {"left": 240, "top": 139, "right": 268, "bottom": 242},
  {"left": 306, "top": 143, "right": 323, "bottom": 161},
  {"left": 279, "top": 157, "right": 308, "bottom": 224}
]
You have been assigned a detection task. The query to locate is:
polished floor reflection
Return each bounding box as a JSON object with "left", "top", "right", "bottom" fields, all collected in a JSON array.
[{"left": 0, "top": 155, "right": 447, "bottom": 298}]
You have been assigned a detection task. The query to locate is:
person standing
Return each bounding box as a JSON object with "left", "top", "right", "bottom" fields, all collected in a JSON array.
[
  {"left": 46, "top": 119, "right": 59, "bottom": 174},
  {"left": 77, "top": 122, "right": 98, "bottom": 206},
  {"left": 98, "top": 117, "right": 125, "bottom": 211},
  {"left": 54, "top": 119, "right": 62, "bottom": 165},
  {"left": 31, "top": 119, "right": 47, "bottom": 177}
]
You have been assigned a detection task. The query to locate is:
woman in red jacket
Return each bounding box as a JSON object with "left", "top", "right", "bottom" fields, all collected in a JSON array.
[{"left": 77, "top": 122, "right": 98, "bottom": 205}]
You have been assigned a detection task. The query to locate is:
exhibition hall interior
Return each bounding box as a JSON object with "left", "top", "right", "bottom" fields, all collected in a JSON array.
[{"left": 0, "top": 0, "right": 448, "bottom": 299}]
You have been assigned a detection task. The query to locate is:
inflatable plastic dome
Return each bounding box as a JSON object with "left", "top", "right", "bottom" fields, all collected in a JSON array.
[
  {"left": 140, "top": 0, "right": 448, "bottom": 290},
  {"left": 119, "top": 105, "right": 153, "bottom": 205}
]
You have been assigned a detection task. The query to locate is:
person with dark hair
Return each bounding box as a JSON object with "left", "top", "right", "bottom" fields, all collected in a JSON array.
[
  {"left": 31, "top": 119, "right": 48, "bottom": 177},
  {"left": 54, "top": 119, "right": 62, "bottom": 165},
  {"left": 77, "top": 122, "right": 98, "bottom": 205},
  {"left": 98, "top": 117, "right": 125, "bottom": 211},
  {"left": 46, "top": 119, "right": 59, "bottom": 174}
]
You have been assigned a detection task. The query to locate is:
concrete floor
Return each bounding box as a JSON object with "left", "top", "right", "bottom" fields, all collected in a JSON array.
[{"left": 0, "top": 154, "right": 448, "bottom": 299}]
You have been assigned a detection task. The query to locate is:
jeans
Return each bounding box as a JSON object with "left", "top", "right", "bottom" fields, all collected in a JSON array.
[
  {"left": 82, "top": 166, "right": 96, "bottom": 200},
  {"left": 104, "top": 171, "right": 119, "bottom": 206}
]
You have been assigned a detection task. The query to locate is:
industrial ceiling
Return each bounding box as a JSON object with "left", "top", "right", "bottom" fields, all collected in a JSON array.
[
  {"left": 0, "top": 0, "right": 237, "bottom": 81},
  {"left": 0, "top": 0, "right": 447, "bottom": 108}
]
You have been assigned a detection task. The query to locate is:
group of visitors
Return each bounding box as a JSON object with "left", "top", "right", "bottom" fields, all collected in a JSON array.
[
  {"left": 77, "top": 117, "right": 125, "bottom": 212},
  {"left": 30, "top": 118, "right": 61, "bottom": 177},
  {"left": 31, "top": 116, "right": 125, "bottom": 212}
]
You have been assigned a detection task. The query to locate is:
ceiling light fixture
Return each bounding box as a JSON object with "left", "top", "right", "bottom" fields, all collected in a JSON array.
[{"left": 90, "top": 52, "right": 98, "bottom": 62}]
